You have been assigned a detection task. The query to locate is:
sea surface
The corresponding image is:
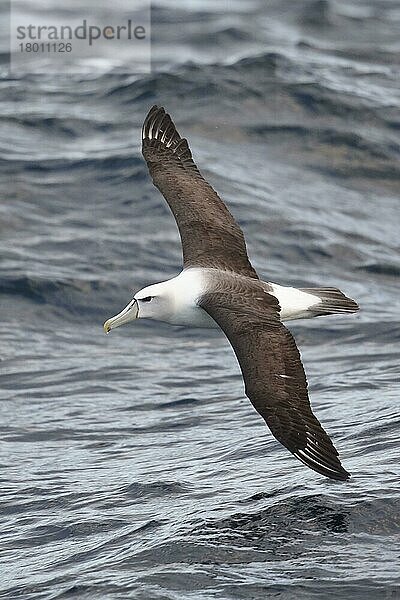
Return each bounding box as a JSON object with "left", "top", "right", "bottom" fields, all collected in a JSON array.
[{"left": 1, "top": 1, "right": 399, "bottom": 598}]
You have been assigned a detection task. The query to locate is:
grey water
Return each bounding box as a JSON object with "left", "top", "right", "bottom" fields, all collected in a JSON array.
[{"left": 1, "top": 0, "right": 400, "bottom": 598}]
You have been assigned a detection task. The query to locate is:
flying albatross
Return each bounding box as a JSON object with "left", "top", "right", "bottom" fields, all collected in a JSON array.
[{"left": 104, "top": 106, "right": 359, "bottom": 481}]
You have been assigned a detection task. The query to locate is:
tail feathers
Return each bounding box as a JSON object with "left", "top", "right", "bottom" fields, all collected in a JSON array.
[{"left": 300, "top": 287, "right": 359, "bottom": 316}]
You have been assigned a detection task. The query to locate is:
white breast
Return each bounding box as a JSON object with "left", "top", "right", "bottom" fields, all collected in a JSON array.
[{"left": 167, "top": 268, "right": 217, "bottom": 328}]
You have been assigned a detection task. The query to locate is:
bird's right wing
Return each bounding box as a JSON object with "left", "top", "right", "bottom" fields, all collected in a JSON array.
[
  {"left": 199, "top": 276, "right": 350, "bottom": 481},
  {"left": 142, "top": 106, "right": 258, "bottom": 279}
]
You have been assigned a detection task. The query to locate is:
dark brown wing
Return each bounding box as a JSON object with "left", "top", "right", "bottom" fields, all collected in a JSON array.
[
  {"left": 141, "top": 106, "right": 258, "bottom": 279},
  {"left": 199, "top": 276, "right": 350, "bottom": 481}
]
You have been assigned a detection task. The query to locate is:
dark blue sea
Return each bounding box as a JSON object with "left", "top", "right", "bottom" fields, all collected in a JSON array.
[{"left": 1, "top": 1, "right": 399, "bottom": 598}]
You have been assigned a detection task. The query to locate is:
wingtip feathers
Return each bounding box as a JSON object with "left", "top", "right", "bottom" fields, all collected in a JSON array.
[
  {"left": 294, "top": 449, "right": 350, "bottom": 481},
  {"left": 293, "top": 433, "right": 351, "bottom": 481},
  {"left": 142, "top": 105, "right": 200, "bottom": 173}
]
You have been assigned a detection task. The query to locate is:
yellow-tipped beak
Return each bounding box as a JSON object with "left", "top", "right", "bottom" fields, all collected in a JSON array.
[{"left": 103, "top": 299, "right": 138, "bottom": 334}]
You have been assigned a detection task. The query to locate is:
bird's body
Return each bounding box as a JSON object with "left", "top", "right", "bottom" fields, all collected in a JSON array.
[
  {"left": 104, "top": 106, "right": 359, "bottom": 481},
  {"left": 133, "top": 268, "right": 325, "bottom": 328}
]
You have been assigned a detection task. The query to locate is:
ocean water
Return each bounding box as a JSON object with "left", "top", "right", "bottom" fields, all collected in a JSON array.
[{"left": 1, "top": 1, "right": 400, "bottom": 598}]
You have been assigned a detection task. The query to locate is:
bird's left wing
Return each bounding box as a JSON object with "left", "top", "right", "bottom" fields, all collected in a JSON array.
[
  {"left": 199, "top": 276, "right": 350, "bottom": 481},
  {"left": 141, "top": 106, "right": 258, "bottom": 279}
]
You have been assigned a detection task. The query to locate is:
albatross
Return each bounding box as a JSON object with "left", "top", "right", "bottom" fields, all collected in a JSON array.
[{"left": 104, "top": 106, "right": 359, "bottom": 481}]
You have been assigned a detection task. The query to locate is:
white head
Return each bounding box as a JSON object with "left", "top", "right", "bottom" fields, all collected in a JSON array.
[{"left": 103, "top": 281, "right": 174, "bottom": 333}]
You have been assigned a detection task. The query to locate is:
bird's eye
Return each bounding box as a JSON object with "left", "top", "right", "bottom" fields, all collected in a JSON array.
[{"left": 141, "top": 296, "right": 152, "bottom": 302}]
